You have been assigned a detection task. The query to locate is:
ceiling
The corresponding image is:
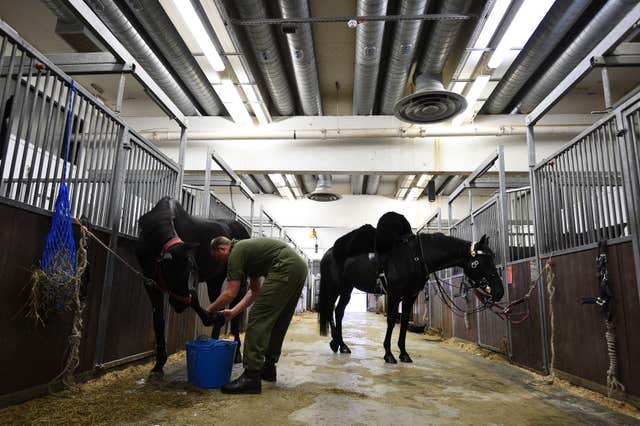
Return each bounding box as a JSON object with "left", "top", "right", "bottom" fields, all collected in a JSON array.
[{"left": 1, "top": 0, "right": 639, "bottom": 201}]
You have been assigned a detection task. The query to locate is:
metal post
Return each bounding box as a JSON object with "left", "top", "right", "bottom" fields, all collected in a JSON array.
[
  {"left": 259, "top": 206, "right": 264, "bottom": 237},
  {"left": 468, "top": 189, "right": 475, "bottom": 241},
  {"left": 176, "top": 124, "right": 188, "bottom": 199},
  {"left": 527, "top": 126, "right": 550, "bottom": 373},
  {"left": 94, "top": 126, "right": 130, "bottom": 366},
  {"left": 115, "top": 73, "right": 126, "bottom": 114},
  {"left": 601, "top": 68, "right": 612, "bottom": 111},
  {"left": 615, "top": 110, "right": 640, "bottom": 304},
  {"left": 204, "top": 146, "right": 212, "bottom": 217},
  {"left": 497, "top": 145, "right": 513, "bottom": 358}
]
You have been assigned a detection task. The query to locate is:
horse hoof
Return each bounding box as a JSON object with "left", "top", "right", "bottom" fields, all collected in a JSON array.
[
  {"left": 384, "top": 354, "right": 397, "bottom": 364},
  {"left": 148, "top": 370, "right": 164, "bottom": 380},
  {"left": 329, "top": 340, "right": 339, "bottom": 353},
  {"left": 399, "top": 353, "right": 413, "bottom": 363},
  {"left": 339, "top": 344, "right": 351, "bottom": 354}
]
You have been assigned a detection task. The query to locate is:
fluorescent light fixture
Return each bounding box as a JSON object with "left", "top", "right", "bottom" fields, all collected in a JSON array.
[
  {"left": 280, "top": 186, "right": 295, "bottom": 200},
  {"left": 406, "top": 187, "right": 424, "bottom": 201},
  {"left": 268, "top": 174, "right": 286, "bottom": 187},
  {"left": 251, "top": 103, "right": 270, "bottom": 125},
  {"left": 474, "top": 0, "right": 511, "bottom": 49},
  {"left": 285, "top": 174, "right": 298, "bottom": 187},
  {"left": 396, "top": 187, "right": 408, "bottom": 199},
  {"left": 488, "top": 0, "right": 555, "bottom": 69},
  {"left": 216, "top": 79, "right": 253, "bottom": 125},
  {"left": 452, "top": 75, "right": 491, "bottom": 126},
  {"left": 416, "top": 174, "right": 431, "bottom": 188},
  {"left": 399, "top": 175, "right": 416, "bottom": 188},
  {"left": 171, "top": 0, "right": 225, "bottom": 72}
]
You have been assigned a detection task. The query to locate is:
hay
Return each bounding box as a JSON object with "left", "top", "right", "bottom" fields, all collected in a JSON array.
[{"left": 25, "top": 266, "right": 76, "bottom": 325}]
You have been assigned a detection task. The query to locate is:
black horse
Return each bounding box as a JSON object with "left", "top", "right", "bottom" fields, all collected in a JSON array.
[
  {"left": 320, "top": 229, "right": 504, "bottom": 364},
  {"left": 136, "top": 197, "right": 249, "bottom": 377}
]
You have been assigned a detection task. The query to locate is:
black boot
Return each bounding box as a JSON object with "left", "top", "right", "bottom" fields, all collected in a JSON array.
[
  {"left": 221, "top": 370, "right": 262, "bottom": 394},
  {"left": 262, "top": 358, "right": 277, "bottom": 382}
]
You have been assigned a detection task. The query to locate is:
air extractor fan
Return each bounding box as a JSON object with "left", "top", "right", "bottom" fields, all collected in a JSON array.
[
  {"left": 394, "top": 73, "right": 467, "bottom": 124},
  {"left": 307, "top": 174, "right": 341, "bottom": 202}
]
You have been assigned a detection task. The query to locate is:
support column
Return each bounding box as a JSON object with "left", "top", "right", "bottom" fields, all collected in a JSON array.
[
  {"left": 94, "top": 125, "right": 130, "bottom": 367},
  {"left": 527, "top": 125, "right": 550, "bottom": 373},
  {"left": 497, "top": 145, "right": 513, "bottom": 358}
]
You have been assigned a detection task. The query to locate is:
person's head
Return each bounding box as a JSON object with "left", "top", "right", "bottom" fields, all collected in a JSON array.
[{"left": 210, "top": 236, "right": 232, "bottom": 263}]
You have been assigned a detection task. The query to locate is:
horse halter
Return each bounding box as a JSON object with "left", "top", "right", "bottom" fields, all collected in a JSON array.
[{"left": 465, "top": 244, "right": 499, "bottom": 302}]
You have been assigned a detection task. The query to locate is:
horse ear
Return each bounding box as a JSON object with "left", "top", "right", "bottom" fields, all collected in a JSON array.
[{"left": 479, "top": 234, "right": 489, "bottom": 246}]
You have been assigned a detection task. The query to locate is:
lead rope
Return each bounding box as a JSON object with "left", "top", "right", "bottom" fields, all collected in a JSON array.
[
  {"left": 545, "top": 259, "right": 556, "bottom": 384},
  {"left": 605, "top": 320, "right": 625, "bottom": 396}
]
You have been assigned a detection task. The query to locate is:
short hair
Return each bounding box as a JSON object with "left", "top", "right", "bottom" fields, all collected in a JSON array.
[{"left": 210, "top": 236, "right": 231, "bottom": 251}]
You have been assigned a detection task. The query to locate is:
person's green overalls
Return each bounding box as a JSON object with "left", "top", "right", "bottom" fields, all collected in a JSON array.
[{"left": 226, "top": 237, "right": 308, "bottom": 371}]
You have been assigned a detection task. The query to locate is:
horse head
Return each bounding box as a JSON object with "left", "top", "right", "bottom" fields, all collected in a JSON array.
[
  {"left": 461, "top": 235, "right": 504, "bottom": 302},
  {"left": 158, "top": 239, "right": 200, "bottom": 300}
]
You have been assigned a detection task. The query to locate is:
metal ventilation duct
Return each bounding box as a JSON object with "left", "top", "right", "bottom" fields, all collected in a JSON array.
[
  {"left": 483, "top": 0, "right": 593, "bottom": 114},
  {"left": 124, "top": 0, "right": 224, "bottom": 116},
  {"left": 84, "top": 0, "right": 199, "bottom": 116},
  {"left": 235, "top": 0, "right": 295, "bottom": 116},
  {"left": 353, "top": 0, "right": 388, "bottom": 115},
  {"left": 514, "top": 0, "right": 638, "bottom": 114},
  {"left": 253, "top": 174, "right": 277, "bottom": 194},
  {"left": 365, "top": 175, "right": 381, "bottom": 195},
  {"left": 278, "top": 0, "right": 322, "bottom": 115},
  {"left": 301, "top": 174, "right": 318, "bottom": 194},
  {"left": 43, "top": 0, "right": 104, "bottom": 52},
  {"left": 240, "top": 175, "right": 262, "bottom": 194},
  {"left": 379, "top": 0, "right": 428, "bottom": 115},
  {"left": 395, "top": 0, "right": 471, "bottom": 124},
  {"left": 308, "top": 174, "right": 341, "bottom": 202},
  {"left": 351, "top": 174, "right": 365, "bottom": 194}
]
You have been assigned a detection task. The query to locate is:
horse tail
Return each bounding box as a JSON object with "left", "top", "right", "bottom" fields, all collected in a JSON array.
[{"left": 318, "top": 249, "right": 335, "bottom": 336}]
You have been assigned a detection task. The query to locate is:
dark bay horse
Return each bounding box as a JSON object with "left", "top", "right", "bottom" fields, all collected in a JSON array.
[
  {"left": 319, "top": 230, "right": 504, "bottom": 364},
  {"left": 136, "top": 197, "right": 249, "bottom": 377}
]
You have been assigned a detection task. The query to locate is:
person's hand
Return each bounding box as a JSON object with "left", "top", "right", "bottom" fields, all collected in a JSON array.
[{"left": 220, "top": 309, "right": 235, "bottom": 321}]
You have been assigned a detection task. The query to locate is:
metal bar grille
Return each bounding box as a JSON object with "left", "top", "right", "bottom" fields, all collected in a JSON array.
[
  {"left": 534, "top": 117, "right": 628, "bottom": 254},
  {"left": 472, "top": 198, "right": 505, "bottom": 267},
  {"left": 506, "top": 187, "right": 535, "bottom": 262},
  {"left": 119, "top": 133, "right": 179, "bottom": 236},
  {"left": 0, "top": 29, "right": 126, "bottom": 228}
]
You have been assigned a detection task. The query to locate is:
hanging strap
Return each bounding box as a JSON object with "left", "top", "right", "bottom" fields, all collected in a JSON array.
[{"left": 61, "top": 80, "right": 77, "bottom": 184}]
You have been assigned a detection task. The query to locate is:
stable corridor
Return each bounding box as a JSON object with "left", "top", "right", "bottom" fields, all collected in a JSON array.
[{"left": 3, "top": 312, "right": 637, "bottom": 425}]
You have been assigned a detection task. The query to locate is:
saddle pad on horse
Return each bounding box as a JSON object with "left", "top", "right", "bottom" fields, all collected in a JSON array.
[{"left": 332, "top": 224, "right": 376, "bottom": 261}]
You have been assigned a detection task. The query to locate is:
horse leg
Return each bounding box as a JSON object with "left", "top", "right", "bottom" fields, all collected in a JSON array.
[
  {"left": 145, "top": 286, "right": 167, "bottom": 378},
  {"left": 229, "top": 282, "right": 246, "bottom": 364},
  {"left": 326, "top": 291, "right": 341, "bottom": 353},
  {"left": 398, "top": 295, "right": 417, "bottom": 363},
  {"left": 334, "top": 291, "right": 352, "bottom": 353},
  {"left": 206, "top": 275, "right": 225, "bottom": 339},
  {"left": 383, "top": 293, "right": 400, "bottom": 364}
]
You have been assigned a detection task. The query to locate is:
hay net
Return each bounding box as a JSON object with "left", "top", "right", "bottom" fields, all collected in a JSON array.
[{"left": 32, "top": 80, "right": 78, "bottom": 318}]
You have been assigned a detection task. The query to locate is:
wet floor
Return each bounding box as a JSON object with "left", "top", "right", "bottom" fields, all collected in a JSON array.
[{"left": 3, "top": 312, "right": 639, "bottom": 425}]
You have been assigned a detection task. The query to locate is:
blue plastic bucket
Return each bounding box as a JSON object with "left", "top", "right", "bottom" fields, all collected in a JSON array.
[{"left": 186, "top": 338, "right": 238, "bottom": 389}]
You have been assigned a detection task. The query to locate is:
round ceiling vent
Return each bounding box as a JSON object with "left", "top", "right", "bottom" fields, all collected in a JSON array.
[
  {"left": 394, "top": 90, "right": 467, "bottom": 124},
  {"left": 394, "top": 73, "right": 467, "bottom": 124},
  {"left": 308, "top": 191, "right": 342, "bottom": 202}
]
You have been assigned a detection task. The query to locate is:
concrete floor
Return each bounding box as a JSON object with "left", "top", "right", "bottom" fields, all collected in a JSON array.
[
  {"left": 163, "top": 311, "right": 636, "bottom": 425},
  {"left": 4, "top": 312, "right": 638, "bottom": 425}
]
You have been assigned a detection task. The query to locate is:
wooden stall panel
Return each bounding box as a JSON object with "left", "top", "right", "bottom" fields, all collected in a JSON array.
[
  {"left": 0, "top": 203, "right": 106, "bottom": 397},
  {"left": 509, "top": 260, "right": 546, "bottom": 372},
  {"left": 477, "top": 291, "right": 508, "bottom": 354},
  {"left": 543, "top": 242, "right": 640, "bottom": 399},
  {"left": 102, "top": 237, "right": 155, "bottom": 363},
  {"left": 449, "top": 276, "right": 478, "bottom": 344}
]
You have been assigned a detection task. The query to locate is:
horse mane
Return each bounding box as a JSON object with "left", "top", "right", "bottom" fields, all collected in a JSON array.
[
  {"left": 332, "top": 224, "right": 376, "bottom": 260},
  {"left": 138, "top": 196, "right": 178, "bottom": 247},
  {"left": 375, "top": 211, "right": 412, "bottom": 253}
]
